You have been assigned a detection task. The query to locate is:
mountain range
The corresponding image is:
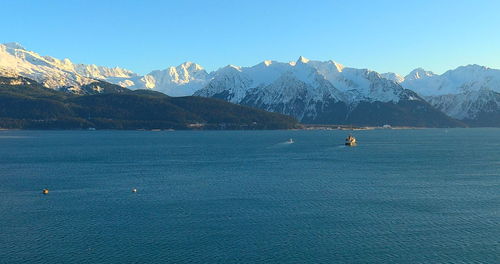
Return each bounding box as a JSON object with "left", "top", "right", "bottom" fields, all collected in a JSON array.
[
  {"left": 382, "top": 66, "right": 500, "bottom": 126},
  {"left": 0, "top": 75, "right": 298, "bottom": 130},
  {"left": 1, "top": 42, "right": 499, "bottom": 127}
]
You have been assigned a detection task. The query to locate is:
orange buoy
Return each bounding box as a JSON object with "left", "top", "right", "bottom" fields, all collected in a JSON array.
[{"left": 42, "top": 189, "right": 49, "bottom": 194}]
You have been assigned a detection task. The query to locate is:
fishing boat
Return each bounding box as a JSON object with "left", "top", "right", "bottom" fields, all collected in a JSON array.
[
  {"left": 287, "top": 138, "right": 294, "bottom": 144},
  {"left": 345, "top": 135, "right": 357, "bottom": 146}
]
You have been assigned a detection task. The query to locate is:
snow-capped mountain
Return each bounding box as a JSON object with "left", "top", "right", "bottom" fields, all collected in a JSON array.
[
  {"left": 0, "top": 42, "right": 207, "bottom": 96},
  {"left": 0, "top": 42, "right": 134, "bottom": 94},
  {"left": 383, "top": 65, "right": 500, "bottom": 124},
  {"left": 380, "top": 72, "right": 404, "bottom": 84},
  {"left": 195, "top": 57, "right": 460, "bottom": 126},
  {"left": 197, "top": 56, "right": 414, "bottom": 104},
  {"left": 103, "top": 61, "right": 211, "bottom": 96},
  {"left": 1, "top": 42, "right": 495, "bottom": 126},
  {"left": 401, "top": 65, "right": 500, "bottom": 96}
]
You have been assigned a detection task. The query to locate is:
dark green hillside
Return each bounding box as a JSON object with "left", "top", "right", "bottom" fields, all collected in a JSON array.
[
  {"left": 300, "top": 99, "right": 466, "bottom": 127},
  {"left": 344, "top": 100, "right": 466, "bottom": 127},
  {"left": 0, "top": 76, "right": 299, "bottom": 130},
  {"left": 0, "top": 77, "right": 74, "bottom": 122},
  {"left": 463, "top": 111, "right": 500, "bottom": 127},
  {"left": 0, "top": 76, "right": 70, "bottom": 100},
  {"left": 170, "top": 96, "right": 298, "bottom": 129}
]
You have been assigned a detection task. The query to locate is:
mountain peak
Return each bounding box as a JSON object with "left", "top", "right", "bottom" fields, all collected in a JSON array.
[
  {"left": 456, "top": 64, "right": 489, "bottom": 71},
  {"left": 381, "top": 72, "right": 404, "bottom": 83},
  {"left": 3, "top": 42, "right": 25, "bottom": 50},
  {"left": 405, "top": 68, "right": 435, "bottom": 81},
  {"left": 219, "top": 64, "right": 242, "bottom": 73},
  {"left": 296, "top": 56, "right": 310, "bottom": 64},
  {"left": 178, "top": 61, "right": 204, "bottom": 71}
]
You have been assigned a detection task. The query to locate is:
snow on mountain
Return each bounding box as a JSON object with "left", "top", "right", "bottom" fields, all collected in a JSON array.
[
  {"left": 0, "top": 42, "right": 211, "bottom": 96},
  {"left": 197, "top": 56, "right": 413, "bottom": 105},
  {"left": 103, "top": 62, "right": 211, "bottom": 96},
  {"left": 0, "top": 42, "right": 134, "bottom": 93},
  {"left": 146, "top": 62, "right": 210, "bottom": 96},
  {"left": 384, "top": 65, "right": 500, "bottom": 97},
  {"left": 381, "top": 72, "right": 404, "bottom": 83},
  {"left": 194, "top": 56, "right": 441, "bottom": 125},
  {"left": 425, "top": 89, "right": 500, "bottom": 120},
  {"left": 241, "top": 68, "right": 346, "bottom": 121},
  {"left": 73, "top": 64, "right": 136, "bottom": 79},
  {"left": 2, "top": 42, "right": 493, "bottom": 126},
  {"left": 404, "top": 68, "right": 436, "bottom": 82},
  {"left": 381, "top": 65, "right": 500, "bottom": 121},
  {"left": 0, "top": 43, "right": 425, "bottom": 103},
  {"left": 196, "top": 65, "right": 252, "bottom": 102}
]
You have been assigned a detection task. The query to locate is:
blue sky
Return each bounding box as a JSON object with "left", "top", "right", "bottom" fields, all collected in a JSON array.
[{"left": 2, "top": 0, "right": 500, "bottom": 75}]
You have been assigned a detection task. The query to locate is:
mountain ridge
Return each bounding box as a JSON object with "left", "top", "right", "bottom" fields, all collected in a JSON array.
[
  {"left": 0, "top": 75, "right": 298, "bottom": 130},
  {"left": 382, "top": 65, "right": 500, "bottom": 123},
  {"left": 1, "top": 42, "right": 497, "bottom": 126},
  {"left": 194, "top": 57, "right": 463, "bottom": 127}
]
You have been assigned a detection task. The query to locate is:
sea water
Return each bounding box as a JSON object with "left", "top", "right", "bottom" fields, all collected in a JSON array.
[{"left": 0, "top": 129, "right": 499, "bottom": 263}]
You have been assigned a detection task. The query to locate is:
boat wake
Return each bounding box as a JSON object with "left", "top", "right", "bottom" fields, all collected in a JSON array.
[{"left": 268, "top": 139, "right": 295, "bottom": 149}]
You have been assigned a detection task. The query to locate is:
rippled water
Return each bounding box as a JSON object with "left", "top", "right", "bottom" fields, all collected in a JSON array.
[{"left": 0, "top": 129, "right": 499, "bottom": 263}]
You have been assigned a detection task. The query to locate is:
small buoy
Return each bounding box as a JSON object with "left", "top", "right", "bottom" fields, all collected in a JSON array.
[
  {"left": 132, "top": 188, "right": 137, "bottom": 193},
  {"left": 42, "top": 189, "right": 49, "bottom": 194}
]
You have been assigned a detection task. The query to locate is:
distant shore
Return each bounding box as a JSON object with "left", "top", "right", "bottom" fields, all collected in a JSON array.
[
  {"left": 300, "top": 124, "right": 428, "bottom": 130},
  {"left": 2, "top": 126, "right": 496, "bottom": 131},
  {"left": 0, "top": 126, "right": 425, "bottom": 131}
]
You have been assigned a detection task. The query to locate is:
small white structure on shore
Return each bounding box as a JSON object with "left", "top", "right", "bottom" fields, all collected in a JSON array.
[{"left": 382, "top": 124, "right": 392, "bottom": 129}]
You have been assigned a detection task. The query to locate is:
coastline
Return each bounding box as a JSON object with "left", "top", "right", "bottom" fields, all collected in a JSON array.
[
  {"left": 0, "top": 126, "right": 477, "bottom": 131},
  {"left": 300, "top": 124, "right": 428, "bottom": 130}
]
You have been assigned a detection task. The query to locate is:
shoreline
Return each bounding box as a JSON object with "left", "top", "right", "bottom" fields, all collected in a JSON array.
[
  {"left": 300, "top": 124, "right": 428, "bottom": 130},
  {"left": 2, "top": 126, "right": 497, "bottom": 132}
]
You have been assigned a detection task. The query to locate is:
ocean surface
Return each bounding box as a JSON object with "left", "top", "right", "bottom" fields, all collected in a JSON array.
[{"left": 0, "top": 129, "right": 499, "bottom": 263}]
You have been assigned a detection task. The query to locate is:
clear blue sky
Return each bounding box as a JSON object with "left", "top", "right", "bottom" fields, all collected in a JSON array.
[{"left": 2, "top": 0, "right": 500, "bottom": 75}]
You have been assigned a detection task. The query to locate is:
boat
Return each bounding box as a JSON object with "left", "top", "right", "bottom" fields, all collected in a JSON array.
[
  {"left": 42, "top": 189, "right": 49, "bottom": 194},
  {"left": 345, "top": 134, "right": 357, "bottom": 146},
  {"left": 132, "top": 188, "right": 137, "bottom": 193},
  {"left": 287, "top": 138, "right": 294, "bottom": 144}
]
